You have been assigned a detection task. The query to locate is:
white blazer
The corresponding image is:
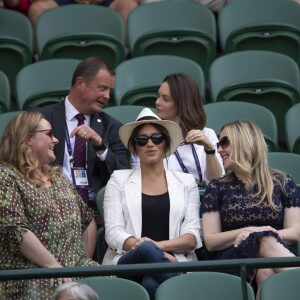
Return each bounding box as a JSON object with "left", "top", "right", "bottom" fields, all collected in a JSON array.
[{"left": 102, "top": 168, "right": 202, "bottom": 265}]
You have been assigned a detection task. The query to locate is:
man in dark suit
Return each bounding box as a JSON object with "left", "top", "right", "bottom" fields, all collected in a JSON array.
[{"left": 34, "top": 57, "right": 128, "bottom": 212}]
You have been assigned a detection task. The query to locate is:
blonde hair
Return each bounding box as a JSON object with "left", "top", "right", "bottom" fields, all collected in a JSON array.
[
  {"left": 0, "top": 111, "right": 60, "bottom": 186},
  {"left": 220, "top": 120, "right": 286, "bottom": 211}
]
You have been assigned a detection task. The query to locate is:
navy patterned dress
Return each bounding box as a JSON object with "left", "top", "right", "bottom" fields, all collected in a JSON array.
[{"left": 200, "top": 172, "right": 300, "bottom": 276}]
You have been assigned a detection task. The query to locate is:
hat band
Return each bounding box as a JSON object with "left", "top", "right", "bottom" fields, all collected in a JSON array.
[{"left": 137, "top": 116, "right": 160, "bottom": 121}]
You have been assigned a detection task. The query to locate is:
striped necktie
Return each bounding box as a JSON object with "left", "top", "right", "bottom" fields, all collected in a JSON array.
[{"left": 73, "top": 113, "right": 89, "bottom": 203}]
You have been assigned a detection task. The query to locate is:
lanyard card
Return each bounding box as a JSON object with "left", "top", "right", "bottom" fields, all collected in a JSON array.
[{"left": 71, "top": 167, "right": 91, "bottom": 189}]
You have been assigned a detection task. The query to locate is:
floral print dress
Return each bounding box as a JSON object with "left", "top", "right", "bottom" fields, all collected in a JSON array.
[{"left": 0, "top": 164, "right": 99, "bottom": 300}]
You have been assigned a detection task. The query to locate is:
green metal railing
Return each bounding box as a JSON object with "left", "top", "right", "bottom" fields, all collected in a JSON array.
[{"left": 1, "top": 257, "right": 300, "bottom": 300}]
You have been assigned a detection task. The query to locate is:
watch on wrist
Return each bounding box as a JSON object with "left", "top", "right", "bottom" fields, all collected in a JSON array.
[
  {"left": 204, "top": 148, "right": 216, "bottom": 155},
  {"left": 93, "top": 139, "right": 108, "bottom": 151}
]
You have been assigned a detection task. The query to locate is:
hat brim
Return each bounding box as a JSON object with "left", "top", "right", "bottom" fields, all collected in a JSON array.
[{"left": 119, "top": 119, "right": 182, "bottom": 156}]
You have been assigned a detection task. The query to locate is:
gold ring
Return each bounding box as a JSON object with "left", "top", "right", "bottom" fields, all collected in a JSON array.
[{"left": 82, "top": 131, "right": 86, "bottom": 136}]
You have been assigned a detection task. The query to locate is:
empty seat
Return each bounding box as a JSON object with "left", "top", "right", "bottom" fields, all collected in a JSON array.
[
  {"left": 0, "top": 70, "right": 11, "bottom": 113},
  {"left": 15, "top": 58, "right": 81, "bottom": 110},
  {"left": 127, "top": 1, "right": 217, "bottom": 79},
  {"left": 260, "top": 268, "right": 300, "bottom": 300},
  {"left": 76, "top": 276, "right": 150, "bottom": 300},
  {"left": 156, "top": 271, "right": 255, "bottom": 300},
  {"left": 218, "top": 0, "right": 300, "bottom": 67},
  {"left": 0, "top": 9, "right": 33, "bottom": 90},
  {"left": 268, "top": 152, "right": 300, "bottom": 185},
  {"left": 36, "top": 4, "right": 125, "bottom": 68},
  {"left": 285, "top": 103, "right": 300, "bottom": 154},
  {"left": 0, "top": 111, "right": 24, "bottom": 139},
  {"left": 205, "top": 102, "right": 278, "bottom": 151},
  {"left": 103, "top": 105, "right": 155, "bottom": 124},
  {"left": 209, "top": 50, "right": 300, "bottom": 142}
]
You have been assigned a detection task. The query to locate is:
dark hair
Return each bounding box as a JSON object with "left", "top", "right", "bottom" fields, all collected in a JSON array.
[
  {"left": 71, "top": 57, "right": 115, "bottom": 86},
  {"left": 128, "top": 123, "right": 171, "bottom": 155},
  {"left": 163, "top": 73, "right": 206, "bottom": 136}
]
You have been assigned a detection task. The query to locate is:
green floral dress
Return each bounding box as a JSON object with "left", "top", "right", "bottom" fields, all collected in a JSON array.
[{"left": 0, "top": 164, "right": 99, "bottom": 300}]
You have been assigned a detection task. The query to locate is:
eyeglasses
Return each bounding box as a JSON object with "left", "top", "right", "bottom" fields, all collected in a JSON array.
[
  {"left": 217, "top": 136, "right": 230, "bottom": 149},
  {"left": 32, "top": 129, "right": 54, "bottom": 139},
  {"left": 134, "top": 133, "right": 165, "bottom": 146}
]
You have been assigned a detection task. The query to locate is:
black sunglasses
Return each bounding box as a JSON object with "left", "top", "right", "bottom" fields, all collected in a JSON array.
[
  {"left": 32, "top": 129, "right": 54, "bottom": 139},
  {"left": 217, "top": 136, "right": 230, "bottom": 149},
  {"left": 134, "top": 133, "right": 165, "bottom": 147}
]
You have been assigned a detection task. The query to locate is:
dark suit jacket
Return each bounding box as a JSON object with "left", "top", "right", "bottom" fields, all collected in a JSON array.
[{"left": 33, "top": 100, "right": 129, "bottom": 194}]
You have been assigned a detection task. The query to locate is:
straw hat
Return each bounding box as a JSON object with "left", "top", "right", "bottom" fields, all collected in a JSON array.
[{"left": 119, "top": 108, "right": 182, "bottom": 156}]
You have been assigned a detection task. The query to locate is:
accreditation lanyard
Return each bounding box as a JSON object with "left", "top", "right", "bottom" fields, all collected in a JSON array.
[
  {"left": 65, "top": 126, "right": 88, "bottom": 169},
  {"left": 174, "top": 144, "right": 203, "bottom": 183}
]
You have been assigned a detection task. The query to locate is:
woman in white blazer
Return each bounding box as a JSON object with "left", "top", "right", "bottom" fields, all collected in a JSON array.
[{"left": 102, "top": 108, "right": 201, "bottom": 300}]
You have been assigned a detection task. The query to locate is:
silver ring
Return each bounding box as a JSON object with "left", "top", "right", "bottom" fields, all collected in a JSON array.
[{"left": 82, "top": 131, "right": 86, "bottom": 136}]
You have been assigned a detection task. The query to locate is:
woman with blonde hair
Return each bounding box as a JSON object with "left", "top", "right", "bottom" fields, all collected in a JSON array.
[
  {"left": 201, "top": 120, "right": 300, "bottom": 298},
  {"left": 0, "top": 111, "right": 99, "bottom": 299}
]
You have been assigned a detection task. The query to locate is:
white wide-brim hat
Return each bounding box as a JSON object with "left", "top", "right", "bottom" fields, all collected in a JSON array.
[{"left": 119, "top": 108, "right": 182, "bottom": 156}]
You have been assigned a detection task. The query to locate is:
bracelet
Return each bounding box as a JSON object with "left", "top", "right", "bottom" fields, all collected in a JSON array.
[{"left": 204, "top": 148, "right": 216, "bottom": 155}]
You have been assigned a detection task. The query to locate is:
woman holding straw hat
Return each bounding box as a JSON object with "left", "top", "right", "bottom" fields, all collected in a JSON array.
[{"left": 102, "top": 108, "right": 201, "bottom": 299}]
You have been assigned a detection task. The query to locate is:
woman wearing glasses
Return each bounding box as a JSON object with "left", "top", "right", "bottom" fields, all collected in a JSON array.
[
  {"left": 0, "top": 112, "right": 99, "bottom": 299},
  {"left": 201, "top": 120, "right": 300, "bottom": 297},
  {"left": 102, "top": 108, "right": 201, "bottom": 300},
  {"left": 131, "top": 73, "right": 224, "bottom": 188}
]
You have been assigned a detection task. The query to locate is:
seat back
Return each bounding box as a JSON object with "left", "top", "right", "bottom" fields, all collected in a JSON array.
[
  {"left": 0, "top": 111, "right": 24, "bottom": 139},
  {"left": 36, "top": 4, "right": 125, "bottom": 68},
  {"left": 127, "top": 1, "right": 216, "bottom": 78},
  {"left": 260, "top": 268, "right": 300, "bottom": 300},
  {"left": 209, "top": 50, "right": 300, "bottom": 140},
  {"left": 268, "top": 152, "right": 300, "bottom": 185},
  {"left": 15, "top": 58, "right": 81, "bottom": 110},
  {"left": 103, "top": 105, "right": 155, "bottom": 124},
  {"left": 114, "top": 55, "right": 205, "bottom": 107},
  {"left": 218, "top": 0, "right": 300, "bottom": 66},
  {"left": 156, "top": 272, "right": 255, "bottom": 300},
  {"left": 95, "top": 186, "right": 107, "bottom": 264},
  {"left": 0, "top": 70, "right": 11, "bottom": 113},
  {"left": 77, "top": 276, "right": 150, "bottom": 300},
  {"left": 0, "top": 9, "right": 33, "bottom": 90},
  {"left": 205, "top": 102, "right": 278, "bottom": 151},
  {"left": 285, "top": 103, "right": 300, "bottom": 154}
]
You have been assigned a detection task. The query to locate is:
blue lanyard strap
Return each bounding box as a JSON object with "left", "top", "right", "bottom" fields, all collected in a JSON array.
[{"left": 174, "top": 144, "right": 203, "bottom": 183}]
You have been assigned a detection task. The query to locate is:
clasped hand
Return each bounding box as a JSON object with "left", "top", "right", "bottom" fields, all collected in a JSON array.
[
  {"left": 234, "top": 226, "right": 278, "bottom": 247},
  {"left": 131, "top": 237, "right": 178, "bottom": 263}
]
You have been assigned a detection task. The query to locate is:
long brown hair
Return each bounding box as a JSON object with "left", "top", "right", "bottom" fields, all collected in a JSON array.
[
  {"left": 163, "top": 73, "right": 206, "bottom": 136},
  {"left": 0, "top": 111, "right": 60, "bottom": 186}
]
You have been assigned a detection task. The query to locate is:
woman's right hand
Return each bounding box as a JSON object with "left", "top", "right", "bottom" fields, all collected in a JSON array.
[{"left": 234, "top": 226, "right": 278, "bottom": 247}]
